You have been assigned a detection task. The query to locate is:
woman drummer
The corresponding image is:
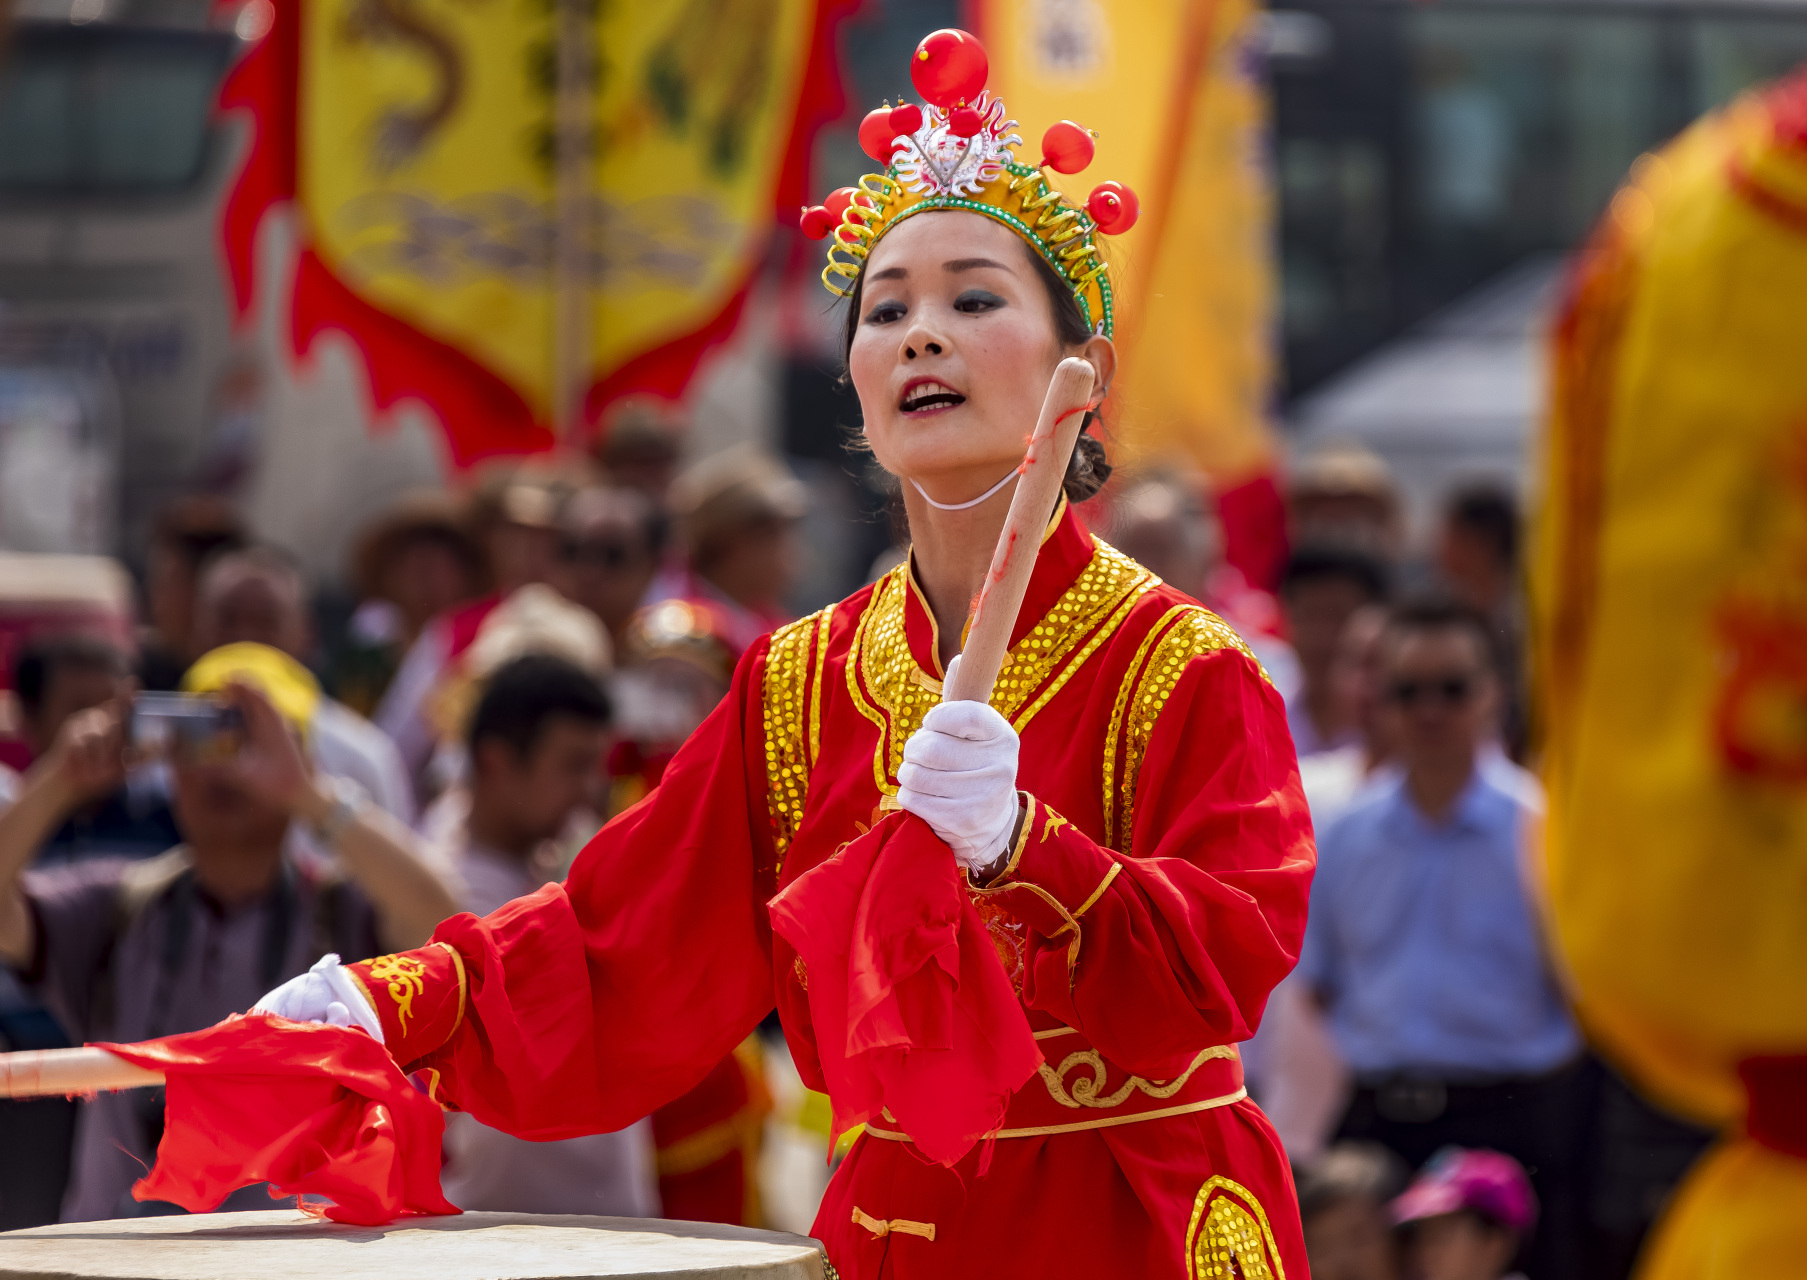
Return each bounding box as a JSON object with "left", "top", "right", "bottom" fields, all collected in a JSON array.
[{"left": 261, "top": 30, "right": 1314, "bottom": 1278}]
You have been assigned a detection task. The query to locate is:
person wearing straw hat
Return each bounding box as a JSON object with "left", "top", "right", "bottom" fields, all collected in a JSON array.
[
  {"left": 665, "top": 446, "right": 808, "bottom": 659},
  {"left": 256, "top": 29, "right": 1313, "bottom": 1278}
]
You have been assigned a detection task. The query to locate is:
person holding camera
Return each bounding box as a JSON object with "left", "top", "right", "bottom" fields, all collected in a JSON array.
[{"left": 0, "top": 642, "right": 457, "bottom": 1222}]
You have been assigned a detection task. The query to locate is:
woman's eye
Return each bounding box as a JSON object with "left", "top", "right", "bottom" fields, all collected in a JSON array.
[
  {"left": 954, "top": 290, "right": 1004, "bottom": 313},
  {"left": 864, "top": 300, "right": 906, "bottom": 325}
]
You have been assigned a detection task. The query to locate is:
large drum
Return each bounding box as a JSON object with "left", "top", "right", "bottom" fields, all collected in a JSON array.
[{"left": 0, "top": 1211, "right": 829, "bottom": 1280}]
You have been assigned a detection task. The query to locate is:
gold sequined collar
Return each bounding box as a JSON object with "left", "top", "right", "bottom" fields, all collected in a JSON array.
[
  {"left": 898, "top": 493, "right": 1080, "bottom": 679},
  {"left": 847, "top": 532, "right": 1158, "bottom": 794}
]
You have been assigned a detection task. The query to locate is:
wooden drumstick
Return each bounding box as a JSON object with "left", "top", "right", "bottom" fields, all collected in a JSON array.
[
  {"left": 941, "top": 355, "right": 1097, "bottom": 705},
  {"left": 0, "top": 1046, "right": 163, "bottom": 1097}
]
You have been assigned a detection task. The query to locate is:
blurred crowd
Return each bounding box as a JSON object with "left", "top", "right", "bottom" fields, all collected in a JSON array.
[{"left": 0, "top": 419, "right": 1714, "bottom": 1279}]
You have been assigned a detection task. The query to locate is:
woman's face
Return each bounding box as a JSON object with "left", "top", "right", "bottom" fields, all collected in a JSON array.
[{"left": 847, "top": 211, "right": 1111, "bottom": 503}]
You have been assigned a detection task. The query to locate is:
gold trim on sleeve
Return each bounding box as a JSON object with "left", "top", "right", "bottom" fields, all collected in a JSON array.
[
  {"left": 762, "top": 605, "right": 835, "bottom": 866},
  {"left": 431, "top": 941, "right": 468, "bottom": 1033},
  {"left": 347, "top": 966, "right": 382, "bottom": 1019},
  {"left": 1102, "top": 605, "right": 1265, "bottom": 852},
  {"left": 363, "top": 952, "right": 429, "bottom": 1031},
  {"left": 970, "top": 791, "right": 1034, "bottom": 886},
  {"left": 1068, "top": 862, "right": 1121, "bottom": 922},
  {"left": 1185, "top": 1175, "right": 1287, "bottom": 1280},
  {"left": 807, "top": 607, "right": 831, "bottom": 768}
]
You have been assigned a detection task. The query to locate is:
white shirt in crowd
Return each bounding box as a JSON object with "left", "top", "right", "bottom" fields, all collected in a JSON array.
[{"left": 431, "top": 814, "right": 660, "bottom": 1217}]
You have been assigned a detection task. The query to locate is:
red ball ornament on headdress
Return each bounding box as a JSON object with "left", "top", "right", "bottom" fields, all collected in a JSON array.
[
  {"left": 1087, "top": 181, "right": 1141, "bottom": 234},
  {"left": 823, "top": 187, "right": 858, "bottom": 221},
  {"left": 911, "top": 29, "right": 988, "bottom": 108},
  {"left": 859, "top": 107, "right": 904, "bottom": 162},
  {"left": 799, "top": 205, "right": 835, "bottom": 240},
  {"left": 948, "top": 105, "right": 984, "bottom": 138},
  {"left": 1041, "top": 121, "right": 1095, "bottom": 174},
  {"left": 889, "top": 103, "right": 924, "bottom": 136}
]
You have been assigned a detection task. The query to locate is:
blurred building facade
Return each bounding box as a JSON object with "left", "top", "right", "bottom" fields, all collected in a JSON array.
[{"left": 1273, "top": 0, "right": 1807, "bottom": 540}]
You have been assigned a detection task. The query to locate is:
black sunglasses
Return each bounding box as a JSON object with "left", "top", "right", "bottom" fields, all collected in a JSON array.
[{"left": 1390, "top": 675, "right": 1476, "bottom": 707}]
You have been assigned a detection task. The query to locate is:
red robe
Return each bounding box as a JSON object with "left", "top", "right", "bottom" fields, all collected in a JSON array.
[{"left": 348, "top": 500, "right": 1316, "bottom": 1278}]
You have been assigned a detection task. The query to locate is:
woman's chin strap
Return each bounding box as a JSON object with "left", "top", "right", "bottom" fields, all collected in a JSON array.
[{"left": 910, "top": 469, "right": 1019, "bottom": 512}]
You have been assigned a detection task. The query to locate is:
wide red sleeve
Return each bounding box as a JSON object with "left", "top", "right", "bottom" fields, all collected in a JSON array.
[
  {"left": 975, "top": 647, "right": 1315, "bottom": 1078},
  {"left": 350, "top": 640, "right": 779, "bottom": 1141}
]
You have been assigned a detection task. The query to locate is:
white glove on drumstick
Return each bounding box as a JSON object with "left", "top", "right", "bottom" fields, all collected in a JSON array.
[
  {"left": 252, "top": 954, "right": 385, "bottom": 1043},
  {"left": 896, "top": 655, "right": 1023, "bottom": 873}
]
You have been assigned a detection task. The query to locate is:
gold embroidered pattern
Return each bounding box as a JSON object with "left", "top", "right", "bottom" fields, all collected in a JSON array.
[
  {"left": 1102, "top": 605, "right": 1262, "bottom": 851},
  {"left": 1185, "top": 1176, "right": 1286, "bottom": 1280},
  {"left": 365, "top": 953, "right": 428, "bottom": 1031},
  {"left": 1038, "top": 1044, "right": 1238, "bottom": 1110},
  {"left": 846, "top": 539, "right": 1155, "bottom": 793},
  {"left": 762, "top": 606, "right": 835, "bottom": 867},
  {"left": 860, "top": 1090, "right": 1248, "bottom": 1142},
  {"left": 973, "top": 896, "right": 1028, "bottom": 994}
]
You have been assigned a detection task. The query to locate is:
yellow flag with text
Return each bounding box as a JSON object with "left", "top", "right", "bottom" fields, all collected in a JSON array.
[
  {"left": 980, "top": 0, "right": 1276, "bottom": 483},
  {"left": 252, "top": 0, "right": 842, "bottom": 463}
]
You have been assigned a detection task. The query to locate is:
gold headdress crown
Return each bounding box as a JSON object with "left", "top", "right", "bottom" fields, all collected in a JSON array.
[{"left": 800, "top": 29, "right": 1139, "bottom": 339}]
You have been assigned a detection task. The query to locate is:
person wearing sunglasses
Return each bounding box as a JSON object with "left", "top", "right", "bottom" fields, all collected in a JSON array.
[
  {"left": 553, "top": 485, "right": 666, "bottom": 654},
  {"left": 1299, "top": 599, "right": 1585, "bottom": 1280}
]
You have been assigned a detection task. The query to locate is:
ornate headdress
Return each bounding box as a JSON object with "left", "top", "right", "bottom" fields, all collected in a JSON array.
[{"left": 800, "top": 29, "right": 1139, "bottom": 338}]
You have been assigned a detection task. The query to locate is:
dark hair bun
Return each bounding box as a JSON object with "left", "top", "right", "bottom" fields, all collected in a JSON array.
[{"left": 1063, "top": 421, "right": 1112, "bottom": 503}]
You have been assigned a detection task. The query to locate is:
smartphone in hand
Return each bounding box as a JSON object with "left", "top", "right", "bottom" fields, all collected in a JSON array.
[{"left": 129, "top": 693, "right": 243, "bottom": 762}]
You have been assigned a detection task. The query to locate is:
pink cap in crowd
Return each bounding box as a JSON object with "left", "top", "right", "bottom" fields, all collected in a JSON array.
[{"left": 1390, "top": 1147, "right": 1538, "bottom": 1235}]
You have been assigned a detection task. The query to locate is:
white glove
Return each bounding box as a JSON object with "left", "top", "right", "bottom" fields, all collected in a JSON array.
[
  {"left": 895, "top": 660, "right": 1023, "bottom": 872},
  {"left": 252, "top": 953, "right": 385, "bottom": 1043}
]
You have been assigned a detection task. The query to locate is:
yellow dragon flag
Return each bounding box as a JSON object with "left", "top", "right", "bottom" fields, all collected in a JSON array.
[
  {"left": 1532, "top": 67, "right": 1807, "bottom": 1278},
  {"left": 980, "top": 0, "right": 1276, "bottom": 484},
  {"left": 238, "top": 0, "right": 844, "bottom": 464}
]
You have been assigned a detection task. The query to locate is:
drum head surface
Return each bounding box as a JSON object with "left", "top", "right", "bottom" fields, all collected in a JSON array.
[{"left": 0, "top": 1211, "right": 827, "bottom": 1280}]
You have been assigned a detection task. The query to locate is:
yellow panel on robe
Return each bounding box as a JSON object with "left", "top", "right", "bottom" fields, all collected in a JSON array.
[
  {"left": 1532, "top": 66, "right": 1807, "bottom": 1280},
  {"left": 301, "top": 0, "right": 814, "bottom": 421},
  {"left": 982, "top": 0, "right": 1278, "bottom": 484}
]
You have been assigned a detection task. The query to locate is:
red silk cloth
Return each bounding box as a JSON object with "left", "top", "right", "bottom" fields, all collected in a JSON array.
[
  {"left": 98, "top": 1014, "right": 457, "bottom": 1225},
  {"left": 768, "top": 811, "right": 1042, "bottom": 1166}
]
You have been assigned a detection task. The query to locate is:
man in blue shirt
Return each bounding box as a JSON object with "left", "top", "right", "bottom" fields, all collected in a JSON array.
[{"left": 1301, "top": 599, "right": 1586, "bottom": 1280}]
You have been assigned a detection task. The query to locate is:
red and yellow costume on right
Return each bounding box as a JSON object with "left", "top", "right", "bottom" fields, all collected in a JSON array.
[
  {"left": 345, "top": 496, "right": 1314, "bottom": 1277},
  {"left": 1534, "top": 64, "right": 1807, "bottom": 1278}
]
